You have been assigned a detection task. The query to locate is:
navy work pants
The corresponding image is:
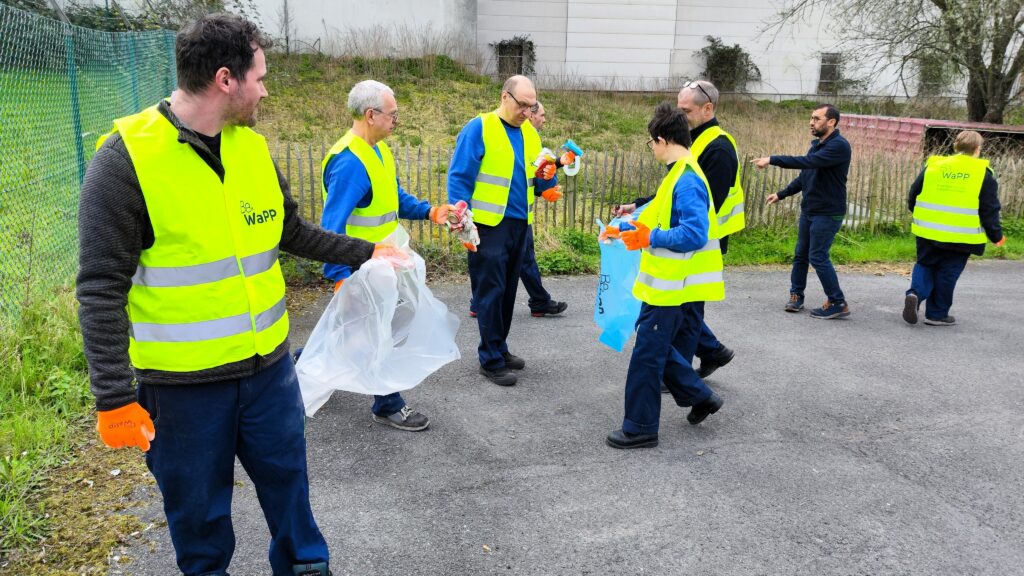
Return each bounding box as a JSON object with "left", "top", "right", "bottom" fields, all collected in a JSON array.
[
  {"left": 470, "top": 225, "right": 551, "bottom": 315},
  {"left": 138, "top": 355, "right": 328, "bottom": 576},
  {"left": 468, "top": 217, "right": 529, "bottom": 370},
  {"left": 623, "top": 302, "right": 714, "bottom": 435},
  {"left": 791, "top": 213, "right": 846, "bottom": 304},
  {"left": 908, "top": 242, "right": 970, "bottom": 320}
]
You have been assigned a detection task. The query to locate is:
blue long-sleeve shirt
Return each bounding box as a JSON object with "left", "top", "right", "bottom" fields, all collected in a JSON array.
[
  {"left": 447, "top": 116, "right": 557, "bottom": 221},
  {"left": 772, "top": 129, "right": 851, "bottom": 216},
  {"left": 646, "top": 164, "right": 710, "bottom": 253},
  {"left": 321, "top": 146, "right": 431, "bottom": 281}
]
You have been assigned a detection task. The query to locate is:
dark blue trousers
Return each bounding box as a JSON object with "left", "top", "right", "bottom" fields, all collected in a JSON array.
[
  {"left": 138, "top": 355, "right": 328, "bottom": 576},
  {"left": 468, "top": 218, "right": 528, "bottom": 370},
  {"left": 791, "top": 213, "right": 846, "bottom": 303},
  {"left": 695, "top": 319, "right": 722, "bottom": 360},
  {"left": 623, "top": 302, "right": 714, "bottom": 435},
  {"left": 908, "top": 244, "right": 970, "bottom": 320},
  {"left": 470, "top": 225, "right": 551, "bottom": 315},
  {"left": 372, "top": 392, "right": 405, "bottom": 417}
]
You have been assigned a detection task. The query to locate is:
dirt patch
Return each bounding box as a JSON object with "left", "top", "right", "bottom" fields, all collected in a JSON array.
[{"left": 0, "top": 441, "right": 153, "bottom": 576}]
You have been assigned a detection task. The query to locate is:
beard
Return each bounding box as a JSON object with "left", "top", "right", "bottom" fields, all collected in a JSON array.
[{"left": 226, "top": 94, "right": 259, "bottom": 127}]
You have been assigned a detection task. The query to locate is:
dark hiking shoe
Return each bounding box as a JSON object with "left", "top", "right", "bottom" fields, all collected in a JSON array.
[
  {"left": 531, "top": 301, "right": 568, "bottom": 317},
  {"left": 697, "top": 345, "right": 735, "bottom": 379},
  {"left": 902, "top": 293, "right": 919, "bottom": 324},
  {"left": 372, "top": 405, "right": 429, "bottom": 432}
]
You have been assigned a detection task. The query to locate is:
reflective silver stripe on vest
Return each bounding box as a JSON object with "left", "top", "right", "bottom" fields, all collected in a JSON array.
[
  {"left": 130, "top": 295, "right": 287, "bottom": 343},
  {"left": 717, "top": 203, "right": 745, "bottom": 226},
  {"left": 477, "top": 173, "right": 511, "bottom": 187},
  {"left": 913, "top": 219, "right": 983, "bottom": 235},
  {"left": 637, "top": 270, "right": 724, "bottom": 292},
  {"left": 133, "top": 246, "right": 280, "bottom": 287},
  {"left": 347, "top": 211, "right": 398, "bottom": 228},
  {"left": 240, "top": 245, "right": 280, "bottom": 277},
  {"left": 527, "top": 177, "right": 536, "bottom": 188},
  {"left": 644, "top": 239, "right": 720, "bottom": 261},
  {"left": 472, "top": 199, "right": 505, "bottom": 214},
  {"left": 915, "top": 201, "right": 979, "bottom": 216},
  {"left": 255, "top": 297, "right": 287, "bottom": 332}
]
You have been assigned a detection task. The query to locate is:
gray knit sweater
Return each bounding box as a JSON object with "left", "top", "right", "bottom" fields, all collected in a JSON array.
[{"left": 77, "top": 101, "right": 374, "bottom": 410}]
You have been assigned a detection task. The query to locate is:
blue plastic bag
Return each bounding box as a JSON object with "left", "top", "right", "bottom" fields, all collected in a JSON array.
[{"left": 594, "top": 217, "right": 642, "bottom": 352}]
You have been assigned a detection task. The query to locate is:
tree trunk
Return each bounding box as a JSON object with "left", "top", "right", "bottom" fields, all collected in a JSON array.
[{"left": 966, "top": 72, "right": 988, "bottom": 122}]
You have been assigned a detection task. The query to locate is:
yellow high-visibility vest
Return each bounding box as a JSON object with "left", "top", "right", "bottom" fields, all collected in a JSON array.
[
  {"left": 690, "top": 125, "right": 745, "bottom": 236},
  {"left": 633, "top": 156, "right": 725, "bottom": 306},
  {"left": 322, "top": 130, "right": 399, "bottom": 242},
  {"left": 102, "top": 105, "right": 288, "bottom": 372},
  {"left": 471, "top": 111, "right": 541, "bottom": 225},
  {"left": 912, "top": 154, "right": 988, "bottom": 244}
]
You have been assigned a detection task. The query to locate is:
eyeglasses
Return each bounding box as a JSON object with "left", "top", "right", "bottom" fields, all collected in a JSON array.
[
  {"left": 506, "top": 91, "right": 539, "bottom": 114},
  {"left": 685, "top": 80, "right": 713, "bottom": 105},
  {"left": 646, "top": 138, "right": 659, "bottom": 149},
  {"left": 372, "top": 108, "right": 399, "bottom": 124}
]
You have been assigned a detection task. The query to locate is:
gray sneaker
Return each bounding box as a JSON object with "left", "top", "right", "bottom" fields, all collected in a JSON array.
[
  {"left": 923, "top": 316, "right": 956, "bottom": 326},
  {"left": 372, "top": 405, "right": 430, "bottom": 431},
  {"left": 785, "top": 293, "right": 804, "bottom": 312}
]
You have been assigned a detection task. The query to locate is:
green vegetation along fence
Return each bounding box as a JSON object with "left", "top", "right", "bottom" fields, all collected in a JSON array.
[
  {"left": 277, "top": 142, "right": 1024, "bottom": 250},
  {"left": 0, "top": 3, "right": 176, "bottom": 326}
]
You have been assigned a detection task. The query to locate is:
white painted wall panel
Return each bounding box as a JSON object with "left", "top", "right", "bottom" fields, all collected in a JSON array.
[
  {"left": 478, "top": 0, "right": 567, "bottom": 18},
  {"left": 566, "top": 32, "right": 674, "bottom": 49},
  {"left": 568, "top": 3, "right": 677, "bottom": 20}
]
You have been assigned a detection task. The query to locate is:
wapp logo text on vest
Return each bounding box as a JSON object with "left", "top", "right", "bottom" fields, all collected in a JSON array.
[{"left": 240, "top": 200, "right": 278, "bottom": 226}]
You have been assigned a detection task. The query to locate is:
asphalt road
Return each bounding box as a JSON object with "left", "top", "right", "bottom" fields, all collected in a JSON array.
[{"left": 113, "top": 261, "right": 1024, "bottom": 576}]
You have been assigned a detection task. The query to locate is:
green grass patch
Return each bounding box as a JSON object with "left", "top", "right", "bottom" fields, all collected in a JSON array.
[{"left": 0, "top": 288, "right": 93, "bottom": 552}]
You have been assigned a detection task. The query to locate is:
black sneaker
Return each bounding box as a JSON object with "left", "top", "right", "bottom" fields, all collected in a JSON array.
[
  {"left": 531, "top": 301, "right": 568, "bottom": 317},
  {"left": 480, "top": 366, "right": 517, "bottom": 386},
  {"left": 902, "top": 293, "right": 919, "bottom": 324},
  {"left": 697, "top": 345, "right": 734, "bottom": 379},
  {"left": 293, "top": 562, "right": 331, "bottom": 576},
  {"left": 606, "top": 429, "right": 658, "bottom": 449},
  {"left": 687, "top": 392, "right": 724, "bottom": 425},
  {"left": 785, "top": 293, "right": 804, "bottom": 312},
  {"left": 810, "top": 300, "right": 851, "bottom": 319},
  {"left": 372, "top": 405, "right": 429, "bottom": 431},
  {"left": 923, "top": 316, "right": 956, "bottom": 326},
  {"left": 502, "top": 352, "right": 526, "bottom": 370}
]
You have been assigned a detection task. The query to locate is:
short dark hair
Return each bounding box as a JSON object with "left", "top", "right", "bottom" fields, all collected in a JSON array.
[
  {"left": 816, "top": 103, "right": 840, "bottom": 126},
  {"left": 175, "top": 13, "right": 272, "bottom": 93},
  {"left": 647, "top": 101, "right": 692, "bottom": 148}
]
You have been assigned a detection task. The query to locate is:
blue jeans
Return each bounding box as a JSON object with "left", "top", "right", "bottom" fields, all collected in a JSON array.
[
  {"left": 468, "top": 218, "right": 529, "bottom": 370},
  {"left": 908, "top": 248, "right": 970, "bottom": 320},
  {"left": 791, "top": 213, "right": 846, "bottom": 303},
  {"left": 470, "top": 225, "right": 551, "bottom": 315},
  {"left": 372, "top": 392, "right": 406, "bottom": 417},
  {"left": 138, "top": 355, "right": 328, "bottom": 576},
  {"left": 622, "top": 302, "right": 714, "bottom": 435}
]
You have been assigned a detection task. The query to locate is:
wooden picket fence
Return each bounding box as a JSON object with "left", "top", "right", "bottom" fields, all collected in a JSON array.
[{"left": 275, "top": 143, "right": 1024, "bottom": 249}]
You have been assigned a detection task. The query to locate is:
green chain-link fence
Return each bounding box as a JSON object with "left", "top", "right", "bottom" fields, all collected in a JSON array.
[{"left": 0, "top": 3, "right": 176, "bottom": 326}]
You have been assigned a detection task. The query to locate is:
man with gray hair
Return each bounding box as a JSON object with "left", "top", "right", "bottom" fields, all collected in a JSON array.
[
  {"left": 318, "top": 79, "right": 455, "bottom": 430},
  {"left": 615, "top": 79, "right": 743, "bottom": 382}
]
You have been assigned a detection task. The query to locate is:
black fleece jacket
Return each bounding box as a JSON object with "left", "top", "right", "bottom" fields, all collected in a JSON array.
[
  {"left": 76, "top": 101, "right": 375, "bottom": 410},
  {"left": 773, "top": 129, "right": 851, "bottom": 216}
]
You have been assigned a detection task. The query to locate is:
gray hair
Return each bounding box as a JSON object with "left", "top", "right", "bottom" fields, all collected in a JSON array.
[
  {"left": 348, "top": 80, "right": 394, "bottom": 118},
  {"left": 682, "top": 80, "right": 720, "bottom": 107}
]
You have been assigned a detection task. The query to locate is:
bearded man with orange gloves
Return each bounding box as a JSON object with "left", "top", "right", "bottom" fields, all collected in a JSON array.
[
  {"left": 319, "top": 79, "right": 455, "bottom": 431},
  {"left": 604, "top": 103, "right": 725, "bottom": 449},
  {"left": 77, "top": 14, "right": 383, "bottom": 576}
]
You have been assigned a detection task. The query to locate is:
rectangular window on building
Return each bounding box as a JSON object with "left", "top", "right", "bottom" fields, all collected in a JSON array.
[
  {"left": 818, "top": 53, "right": 842, "bottom": 95},
  {"left": 497, "top": 45, "right": 525, "bottom": 77}
]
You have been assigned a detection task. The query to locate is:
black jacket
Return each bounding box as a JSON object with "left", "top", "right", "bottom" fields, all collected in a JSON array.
[
  {"left": 634, "top": 118, "right": 739, "bottom": 253},
  {"left": 907, "top": 164, "right": 1002, "bottom": 256},
  {"left": 76, "top": 101, "right": 375, "bottom": 410},
  {"left": 773, "top": 129, "right": 851, "bottom": 216}
]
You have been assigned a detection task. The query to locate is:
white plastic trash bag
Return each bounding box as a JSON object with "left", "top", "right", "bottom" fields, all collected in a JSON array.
[{"left": 296, "top": 226, "right": 460, "bottom": 416}]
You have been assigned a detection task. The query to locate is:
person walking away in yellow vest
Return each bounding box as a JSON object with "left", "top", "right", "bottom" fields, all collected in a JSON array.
[
  {"left": 468, "top": 100, "right": 568, "bottom": 319},
  {"left": 77, "top": 14, "right": 393, "bottom": 576},
  {"left": 903, "top": 130, "right": 1005, "bottom": 326},
  {"left": 754, "top": 103, "right": 852, "bottom": 319},
  {"left": 318, "top": 79, "right": 456, "bottom": 430},
  {"left": 447, "top": 76, "right": 560, "bottom": 387},
  {"left": 604, "top": 103, "right": 726, "bottom": 449},
  {"left": 614, "top": 80, "right": 742, "bottom": 382}
]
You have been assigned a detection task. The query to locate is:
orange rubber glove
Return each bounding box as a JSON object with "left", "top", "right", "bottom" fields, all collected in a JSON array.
[
  {"left": 598, "top": 225, "right": 621, "bottom": 242},
  {"left": 536, "top": 163, "right": 556, "bottom": 180},
  {"left": 995, "top": 236, "right": 1006, "bottom": 247},
  {"left": 97, "top": 402, "right": 155, "bottom": 451},
  {"left": 333, "top": 279, "right": 345, "bottom": 293},
  {"left": 620, "top": 221, "right": 652, "bottom": 251},
  {"left": 541, "top": 186, "right": 562, "bottom": 203},
  {"left": 462, "top": 241, "right": 478, "bottom": 252},
  {"left": 429, "top": 205, "right": 453, "bottom": 225},
  {"left": 559, "top": 151, "right": 576, "bottom": 167},
  {"left": 372, "top": 242, "right": 412, "bottom": 268}
]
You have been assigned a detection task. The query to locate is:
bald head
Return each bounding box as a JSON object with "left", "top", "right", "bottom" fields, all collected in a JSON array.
[
  {"left": 499, "top": 75, "right": 537, "bottom": 127},
  {"left": 530, "top": 102, "right": 546, "bottom": 131}
]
